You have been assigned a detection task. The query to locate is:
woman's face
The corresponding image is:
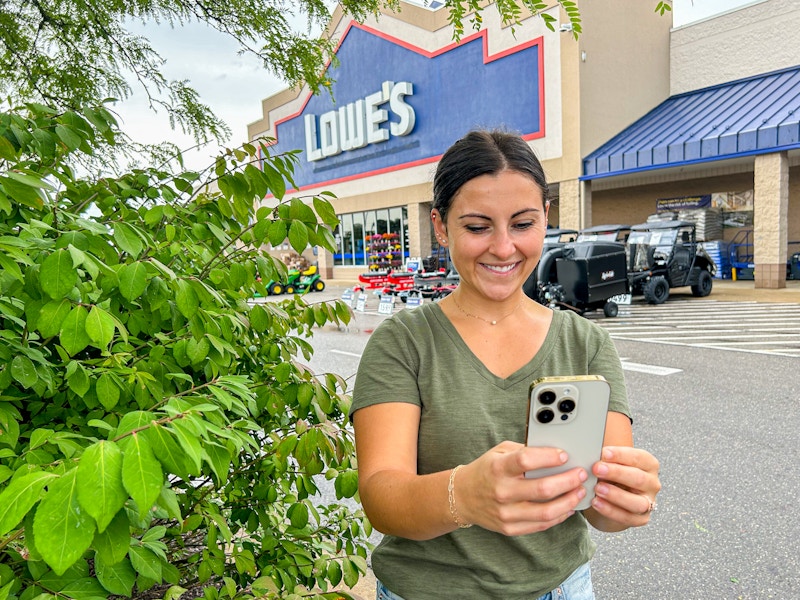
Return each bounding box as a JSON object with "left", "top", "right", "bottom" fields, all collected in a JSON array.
[{"left": 432, "top": 170, "right": 548, "bottom": 301}]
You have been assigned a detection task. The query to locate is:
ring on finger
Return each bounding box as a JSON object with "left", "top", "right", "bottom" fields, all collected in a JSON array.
[{"left": 639, "top": 494, "right": 657, "bottom": 514}]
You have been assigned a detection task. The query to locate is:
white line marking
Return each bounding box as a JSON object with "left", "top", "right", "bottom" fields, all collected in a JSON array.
[
  {"left": 331, "top": 349, "right": 362, "bottom": 358},
  {"left": 620, "top": 361, "right": 683, "bottom": 376}
]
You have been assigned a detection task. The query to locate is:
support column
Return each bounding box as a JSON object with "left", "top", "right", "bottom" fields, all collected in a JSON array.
[
  {"left": 407, "top": 201, "right": 432, "bottom": 263},
  {"left": 753, "top": 152, "right": 789, "bottom": 289},
  {"left": 555, "top": 178, "right": 591, "bottom": 230},
  {"left": 317, "top": 245, "right": 333, "bottom": 279}
]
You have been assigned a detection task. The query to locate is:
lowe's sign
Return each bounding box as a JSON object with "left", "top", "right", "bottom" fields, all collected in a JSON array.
[
  {"left": 268, "top": 23, "right": 544, "bottom": 190},
  {"left": 305, "top": 81, "right": 415, "bottom": 161}
]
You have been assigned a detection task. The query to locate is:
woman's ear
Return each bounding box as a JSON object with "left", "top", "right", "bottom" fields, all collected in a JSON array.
[{"left": 431, "top": 209, "right": 448, "bottom": 246}]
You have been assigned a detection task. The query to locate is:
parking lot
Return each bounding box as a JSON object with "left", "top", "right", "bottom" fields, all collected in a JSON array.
[{"left": 273, "top": 280, "right": 800, "bottom": 599}]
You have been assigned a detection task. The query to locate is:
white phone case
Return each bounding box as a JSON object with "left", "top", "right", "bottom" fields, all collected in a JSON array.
[{"left": 525, "top": 375, "right": 610, "bottom": 510}]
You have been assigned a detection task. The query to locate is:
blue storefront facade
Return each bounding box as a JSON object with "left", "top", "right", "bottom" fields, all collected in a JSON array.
[{"left": 248, "top": 0, "right": 799, "bottom": 288}]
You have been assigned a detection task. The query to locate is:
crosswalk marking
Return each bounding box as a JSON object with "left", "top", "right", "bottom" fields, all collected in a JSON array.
[{"left": 592, "top": 300, "right": 800, "bottom": 357}]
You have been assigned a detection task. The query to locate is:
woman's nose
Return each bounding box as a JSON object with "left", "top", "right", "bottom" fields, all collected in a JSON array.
[{"left": 490, "top": 229, "right": 516, "bottom": 258}]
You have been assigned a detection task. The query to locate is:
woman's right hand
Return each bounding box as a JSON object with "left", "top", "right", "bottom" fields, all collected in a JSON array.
[{"left": 454, "top": 441, "right": 589, "bottom": 536}]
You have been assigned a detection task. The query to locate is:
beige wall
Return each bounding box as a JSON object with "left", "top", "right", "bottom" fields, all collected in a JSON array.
[
  {"left": 578, "top": 1, "right": 672, "bottom": 158},
  {"left": 671, "top": 0, "right": 800, "bottom": 95}
]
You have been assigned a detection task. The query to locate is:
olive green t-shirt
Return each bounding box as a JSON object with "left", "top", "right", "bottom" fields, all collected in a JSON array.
[{"left": 351, "top": 303, "right": 630, "bottom": 600}]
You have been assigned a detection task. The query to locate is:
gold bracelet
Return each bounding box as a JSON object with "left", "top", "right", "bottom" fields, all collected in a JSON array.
[{"left": 448, "top": 465, "right": 473, "bottom": 529}]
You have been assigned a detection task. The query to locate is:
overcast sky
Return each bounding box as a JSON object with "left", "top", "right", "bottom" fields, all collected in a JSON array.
[{"left": 114, "top": 0, "right": 760, "bottom": 171}]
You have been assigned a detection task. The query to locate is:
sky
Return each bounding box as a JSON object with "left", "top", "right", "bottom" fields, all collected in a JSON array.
[{"left": 114, "top": 0, "right": 759, "bottom": 172}]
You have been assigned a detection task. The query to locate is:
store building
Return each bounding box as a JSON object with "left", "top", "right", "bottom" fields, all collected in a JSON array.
[{"left": 247, "top": 0, "right": 799, "bottom": 288}]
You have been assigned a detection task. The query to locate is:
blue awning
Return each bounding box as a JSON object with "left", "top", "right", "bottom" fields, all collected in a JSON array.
[{"left": 582, "top": 65, "right": 800, "bottom": 180}]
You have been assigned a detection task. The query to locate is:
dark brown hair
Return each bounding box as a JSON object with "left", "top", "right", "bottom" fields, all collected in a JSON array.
[{"left": 432, "top": 129, "right": 549, "bottom": 223}]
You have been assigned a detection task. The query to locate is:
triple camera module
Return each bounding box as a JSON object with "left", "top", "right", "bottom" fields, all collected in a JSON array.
[{"left": 535, "top": 387, "right": 577, "bottom": 424}]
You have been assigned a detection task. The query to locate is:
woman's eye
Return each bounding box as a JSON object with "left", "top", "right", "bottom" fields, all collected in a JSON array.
[
  {"left": 465, "top": 225, "right": 488, "bottom": 233},
  {"left": 513, "top": 221, "right": 535, "bottom": 230}
]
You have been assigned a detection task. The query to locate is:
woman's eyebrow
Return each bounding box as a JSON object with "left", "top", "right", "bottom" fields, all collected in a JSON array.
[{"left": 457, "top": 207, "right": 542, "bottom": 221}]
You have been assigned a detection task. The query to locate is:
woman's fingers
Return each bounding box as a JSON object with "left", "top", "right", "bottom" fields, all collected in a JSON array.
[
  {"left": 589, "top": 446, "right": 661, "bottom": 525},
  {"left": 461, "top": 444, "right": 591, "bottom": 535}
]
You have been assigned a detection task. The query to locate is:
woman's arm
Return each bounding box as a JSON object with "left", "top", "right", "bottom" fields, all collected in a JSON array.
[
  {"left": 583, "top": 412, "right": 662, "bottom": 532},
  {"left": 354, "top": 402, "right": 591, "bottom": 540}
]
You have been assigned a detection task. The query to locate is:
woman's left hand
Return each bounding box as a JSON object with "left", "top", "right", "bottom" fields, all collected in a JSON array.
[{"left": 588, "top": 446, "right": 661, "bottom": 529}]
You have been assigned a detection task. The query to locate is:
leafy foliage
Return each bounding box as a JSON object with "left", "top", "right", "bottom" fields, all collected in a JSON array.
[{"left": 0, "top": 102, "right": 370, "bottom": 599}]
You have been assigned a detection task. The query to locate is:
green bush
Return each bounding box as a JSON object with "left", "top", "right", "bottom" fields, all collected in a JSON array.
[{"left": 0, "top": 102, "right": 369, "bottom": 600}]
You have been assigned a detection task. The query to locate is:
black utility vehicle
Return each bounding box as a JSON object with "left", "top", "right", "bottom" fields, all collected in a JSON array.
[
  {"left": 627, "top": 220, "right": 716, "bottom": 304},
  {"left": 522, "top": 228, "right": 578, "bottom": 299},
  {"left": 576, "top": 224, "right": 631, "bottom": 244},
  {"left": 533, "top": 241, "right": 629, "bottom": 317}
]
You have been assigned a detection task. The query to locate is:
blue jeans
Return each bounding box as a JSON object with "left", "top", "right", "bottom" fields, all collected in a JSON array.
[{"left": 376, "top": 562, "right": 595, "bottom": 599}]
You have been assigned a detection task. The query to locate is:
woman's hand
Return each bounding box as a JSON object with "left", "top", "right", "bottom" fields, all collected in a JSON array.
[
  {"left": 455, "top": 441, "right": 590, "bottom": 536},
  {"left": 585, "top": 446, "right": 661, "bottom": 531}
]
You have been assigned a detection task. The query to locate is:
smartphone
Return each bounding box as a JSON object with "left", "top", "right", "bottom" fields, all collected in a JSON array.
[{"left": 524, "top": 375, "right": 610, "bottom": 510}]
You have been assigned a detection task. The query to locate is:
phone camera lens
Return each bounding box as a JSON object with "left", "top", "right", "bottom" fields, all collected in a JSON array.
[
  {"left": 539, "top": 391, "right": 556, "bottom": 405},
  {"left": 536, "top": 409, "right": 555, "bottom": 424},
  {"left": 558, "top": 398, "right": 576, "bottom": 413}
]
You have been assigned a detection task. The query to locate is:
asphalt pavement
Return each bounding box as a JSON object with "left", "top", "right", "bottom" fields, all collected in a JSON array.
[{"left": 293, "top": 277, "right": 800, "bottom": 599}]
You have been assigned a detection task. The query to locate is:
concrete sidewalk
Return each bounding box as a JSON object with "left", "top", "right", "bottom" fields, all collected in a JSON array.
[{"left": 673, "top": 277, "right": 800, "bottom": 303}]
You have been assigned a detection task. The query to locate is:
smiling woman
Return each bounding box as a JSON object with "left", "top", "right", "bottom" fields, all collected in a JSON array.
[{"left": 349, "top": 129, "right": 662, "bottom": 600}]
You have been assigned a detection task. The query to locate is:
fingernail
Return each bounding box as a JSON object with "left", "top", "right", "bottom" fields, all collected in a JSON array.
[
  {"left": 602, "top": 448, "right": 613, "bottom": 460},
  {"left": 578, "top": 469, "right": 588, "bottom": 482},
  {"left": 577, "top": 487, "right": 586, "bottom": 499},
  {"left": 595, "top": 483, "right": 609, "bottom": 496},
  {"left": 596, "top": 463, "right": 609, "bottom": 476},
  {"left": 559, "top": 452, "right": 569, "bottom": 463}
]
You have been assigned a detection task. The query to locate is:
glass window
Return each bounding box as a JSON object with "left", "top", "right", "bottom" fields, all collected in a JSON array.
[
  {"left": 376, "top": 209, "right": 389, "bottom": 235},
  {"left": 341, "top": 213, "right": 354, "bottom": 266},
  {"left": 352, "top": 212, "right": 365, "bottom": 265},
  {"left": 333, "top": 223, "right": 343, "bottom": 266}
]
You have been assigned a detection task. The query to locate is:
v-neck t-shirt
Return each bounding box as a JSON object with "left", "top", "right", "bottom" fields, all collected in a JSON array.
[{"left": 351, "top": 303, "right": 630, "bottom": 600}]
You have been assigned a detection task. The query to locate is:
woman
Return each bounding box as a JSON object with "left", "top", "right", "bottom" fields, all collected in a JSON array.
[{"left": 350, "top": 130, "right": 661, "bottom": 600}]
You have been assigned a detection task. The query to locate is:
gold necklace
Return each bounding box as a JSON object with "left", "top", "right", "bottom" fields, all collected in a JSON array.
[{"left": 451, "top": 296, "right": 524, "bottom": 326}]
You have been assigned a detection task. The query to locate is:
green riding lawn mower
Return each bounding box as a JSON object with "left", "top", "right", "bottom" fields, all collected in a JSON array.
[{"left": 266, "top": 265, "right": 326, "bottom": 295}]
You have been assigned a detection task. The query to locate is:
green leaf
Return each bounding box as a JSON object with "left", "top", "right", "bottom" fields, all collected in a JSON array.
[
  {"left": 0, "top": 175, "right": 44, "bottom": 209},
  {"left": 66, "top": 363, "right": 90, "bottom": 396},
  {"left": 145, "top": 424, "right": 193, "bottom": 479},
  {"left": 93, "top": 511, "right": 131, "bottom": 565},
  {"left": 327, "top": 560, "right": 342, "bottom": 586},
  {"left": 288, "top": 220, "right": 309, "bottom": 253},
  {"left": 85, "top": 305, "right": 115, "bottom": 348},
  {"left": 33, "top": 469, "right": 96, "bottom": 576},
  {"left": 288, "top": 502, "right": 309, "bottom": 529},
  {"left": 0, "top": 252, "right": 23, "bottom": 281},
  {"left": 10, "top": 355, "right": 38, "bottom": 388},
  {"left": 0, "top": 471, "right": 57, "bottom": 536},
  {"left": 129, "top": 545, "right": 162, "bottom": 581},
  {"left": 121, "top": 433, "right": 163, "bottom": 517},
  {"left": 185, "top": 336, "right": 209, "bottom": 365},
  {"left": 55, "top": 124, "right": 83, "bottom": 152},
  {"left": 95, "top": 556, "right": 136, "bottom": 596},
  {"left": 37, "top": 299, "right": 72, "bottom": 338},
  {"left": 77, "top": 441, "right": 126, "bottom": 532},
  {"left": 313, "top": 196, "right": 339, "bottom": 227},
  {"left": 59, "top": 305, "right": 91, "bottom": 356},
  {"left": 289, "top": 198, "right": 317, "bottom": 224},
  {"left": 113, "top": 222, "right": 143, "bottom": 258},
  {"left": 267, "top": 220, "right": 287, "bottom": 247},
  {"left": 168, "top": 421, "right": 204, "bottom": 475},
  {"left": 40, "top": 249, "right": 78, "bottom": 299},
  {"left": 95, "top": 373, "right": 121, "bottom": 411},
  {"left": 118, "top": 262, "right": 147, "bottom": 301},
  {"left": 341, "top": 557, "right": 359, "bottom": 588},
  {"left": 334, "top": 470, "right": 359, "bottom": 499},
  {"left": 175, "top": 279, "right": 199, "bottom": 319}
]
